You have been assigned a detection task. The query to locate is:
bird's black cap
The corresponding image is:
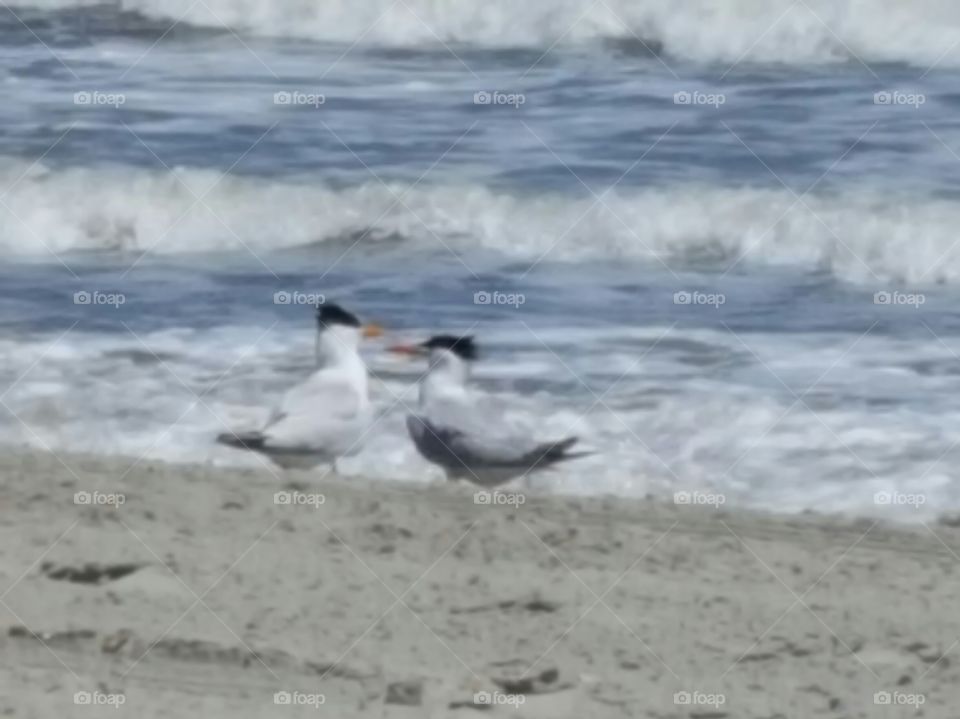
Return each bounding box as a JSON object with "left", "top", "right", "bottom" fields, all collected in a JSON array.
[
  {"left": 317, "top": 302, "right": 362, "bottom": 328},
  {"left": 421, "top": 335, "right": 478, "bottom": 360}
]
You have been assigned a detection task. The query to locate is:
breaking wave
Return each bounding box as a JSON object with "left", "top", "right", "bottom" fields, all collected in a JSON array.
[
  {"left": 10, "top": 0, "right": 960, "bottom": 67},
  {"left": 3, "top": 161, "right": 960, "bottom": 284}
]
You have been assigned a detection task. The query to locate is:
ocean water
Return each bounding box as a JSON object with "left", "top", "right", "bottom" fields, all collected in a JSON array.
[{"left": 3, "top": 1, "right": 960, "bottom": 520}]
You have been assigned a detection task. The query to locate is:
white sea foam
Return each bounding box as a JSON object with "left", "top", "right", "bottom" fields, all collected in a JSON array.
[
  {"left": 12, "top": 0, "right": 960, "bottom": 67},
  {"left": 3, "top": 323, "right": 960, "bottom": 521},
  {"left": 3, "top": 162, "right": 960, "bottom": 284}
]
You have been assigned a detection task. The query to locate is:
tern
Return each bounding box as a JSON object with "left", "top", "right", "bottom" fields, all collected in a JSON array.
[
  {"left": 390, "top": 335, "right": 591, "bottom": 487},
  {"left": 217, "top": 302, "right": 382, "bottom": 470}
]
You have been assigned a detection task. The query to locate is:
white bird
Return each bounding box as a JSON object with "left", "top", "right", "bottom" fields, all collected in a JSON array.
[
  {"left": 389, "top": 335, "right": 591, "bottom": 487},
  {"left": 217, "top": 303, "right": 382, "bottom": 470}
]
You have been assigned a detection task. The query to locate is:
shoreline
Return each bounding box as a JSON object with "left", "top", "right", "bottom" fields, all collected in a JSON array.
[{"left": 3, "top": 449, "right": 960, "bottom": 717}]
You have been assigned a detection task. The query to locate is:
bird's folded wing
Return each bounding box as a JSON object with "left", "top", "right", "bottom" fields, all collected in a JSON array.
[
  {"left": 260, "top": 374, "right": 362, "bottom": 448},
  {"left": 412, "top": 411, "right": 538, "bottom": 467}
]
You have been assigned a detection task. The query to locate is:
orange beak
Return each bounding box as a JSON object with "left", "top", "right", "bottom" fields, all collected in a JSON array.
[
  {"left": 362, "top": 324, "right": 384, "bottom": 339},
  {"left": 388, "top": 343, "right": 426, "bottom": 357}
]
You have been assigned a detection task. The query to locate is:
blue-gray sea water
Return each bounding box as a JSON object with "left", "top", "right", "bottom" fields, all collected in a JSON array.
[{"left": 4, "top": 0, "right": 960, "bottom": 519}]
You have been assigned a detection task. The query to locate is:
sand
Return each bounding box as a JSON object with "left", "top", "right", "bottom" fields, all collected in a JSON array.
[{"left": 2, "top": 449, "right": 960, "bottom": 718}]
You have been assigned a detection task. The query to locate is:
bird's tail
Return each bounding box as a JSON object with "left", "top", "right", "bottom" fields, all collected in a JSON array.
[
  {"left": 532, "top": 436, "right": 594, "bottom": 466},
  {"left": 216, "top": 431, "right": 266, "bottom": 450}
]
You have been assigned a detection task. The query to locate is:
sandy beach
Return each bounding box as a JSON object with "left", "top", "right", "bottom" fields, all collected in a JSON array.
[{"left": 0, "top": 450, "right": 957, "bottom": 718}]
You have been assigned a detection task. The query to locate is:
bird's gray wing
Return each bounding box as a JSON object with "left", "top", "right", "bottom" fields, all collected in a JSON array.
[{"left": 409, "top": 398, "right": 546, "bottom": 469}]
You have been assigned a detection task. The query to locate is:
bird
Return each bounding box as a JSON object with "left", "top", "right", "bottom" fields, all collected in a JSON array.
[
  {"left": 216, "top": 302, "right": 382, "bottom": 470},
  {"left": 389, "top": 334, "right": 591, "bottom": 487}
]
